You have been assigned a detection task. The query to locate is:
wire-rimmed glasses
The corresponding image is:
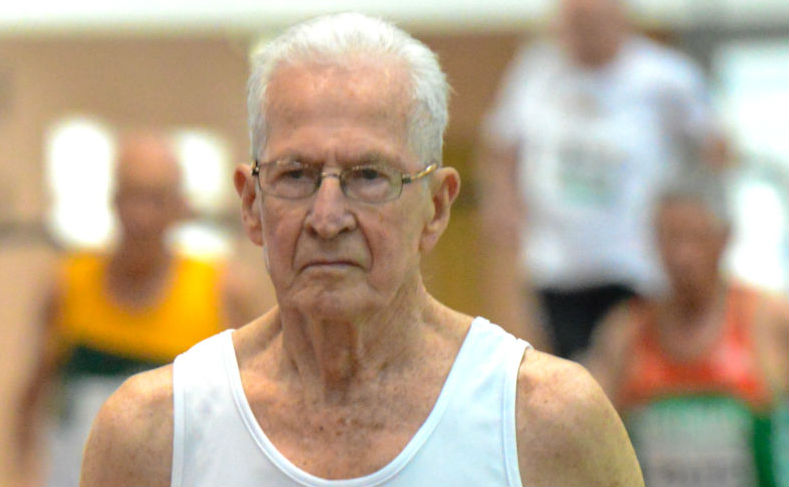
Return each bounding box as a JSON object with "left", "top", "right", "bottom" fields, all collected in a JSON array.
[{"left": 251, "top": 159, "right": 438, "bottom": 204}]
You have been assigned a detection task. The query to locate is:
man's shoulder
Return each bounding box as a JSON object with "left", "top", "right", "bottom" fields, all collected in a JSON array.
[
  {"left": 515, "top": 350, "right": 644, "bottom": 486},
  {"left": 753, "top": 285, "right": 789, "bottom": 320},
  {"left": 81, "top": 365, "right": 174, "bottom": 486},
  {"left": 732, "top": 282, "right": 788, "bottom": 335},
  {"left": 627, "top": 35, "right": 694, "bottom": 65},
  {"left": 47, "top": 250, "right": 106, "bottom": 313},
  {"left": 106, "top": 364, "right": 174, "bottom": 418},
  {"left": 516, "top": 349, "right": 608, "bottom": 425},
  {"left": 623, "top": 35, "right": 706, "bottom": 86},
  {"left": 56, "top": 249, "right": 105, "bottom": 277}
]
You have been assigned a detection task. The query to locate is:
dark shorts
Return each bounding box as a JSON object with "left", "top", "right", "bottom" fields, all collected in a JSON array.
[{"left": 539, "top": 283, "right": 637, "bottom": 359}]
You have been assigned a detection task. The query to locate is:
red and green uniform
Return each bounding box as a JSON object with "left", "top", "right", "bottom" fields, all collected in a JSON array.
[{"left": 617, "top": 285, "right": 781, "bottom": 487}]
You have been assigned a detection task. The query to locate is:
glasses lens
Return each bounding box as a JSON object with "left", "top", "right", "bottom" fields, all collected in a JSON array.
[
  {"left": 343, "top": 165, "right": 399, "bottom": 203},
  {"left": 262, "top": 161, "right": 320, "bottom": 199}
]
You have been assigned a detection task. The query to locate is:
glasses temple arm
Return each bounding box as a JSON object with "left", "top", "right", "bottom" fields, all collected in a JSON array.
[{"left": 402, "top": 163, "right": 438, "bottom": 184}]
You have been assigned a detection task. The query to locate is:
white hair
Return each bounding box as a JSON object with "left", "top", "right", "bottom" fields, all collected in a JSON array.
[
  {"left": 247, "top": 12, "right": 449, "bottom": 166},
  {"left": 658, "top": 167, "right": 732, "bottom": 229}
]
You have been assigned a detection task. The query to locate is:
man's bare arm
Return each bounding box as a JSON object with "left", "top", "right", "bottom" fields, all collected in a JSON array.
[
  {"left": 516, "top": 350, "right": 644, "bottom": 486},
  {"left": 16, "top": 277, "right": 65, "bottom": 462},
  {"left": 80, "top": 365, "right": 174, "bottom": 487}
]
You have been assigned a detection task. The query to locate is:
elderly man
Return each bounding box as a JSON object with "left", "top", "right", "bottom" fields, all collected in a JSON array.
[
  {"left": 81, "top": 13, "right": 643, "bottom": 486},
  {"left": 477, "top": 0, "right": 725, "bottom": 359},
  {"left": 586, "top": 170, "right": 789, "bottom": 486},
  {"left": 17, "top": 132, "right": 257, "bottom": 485}
]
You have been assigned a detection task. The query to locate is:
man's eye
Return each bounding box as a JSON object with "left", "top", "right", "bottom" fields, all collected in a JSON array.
[
  {"left": 350, "top": 167, "right": 389, "bottom": 182},
  {"left": 359, "top": 168, "right": 383, "bottom": 180},
  {"left": 272, "top": 164, "right": 316, "bottom": 182},
  {"left": 283, "top": 168, "right": 308, "bottom": 179}
]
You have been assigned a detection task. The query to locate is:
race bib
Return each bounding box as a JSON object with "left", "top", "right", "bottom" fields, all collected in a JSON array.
[
  {"left": 555, "top": 134, "right": 625, "bottom": 208},
  {"left": 626, "top": 395, "right": 759, "bottom": 487}
]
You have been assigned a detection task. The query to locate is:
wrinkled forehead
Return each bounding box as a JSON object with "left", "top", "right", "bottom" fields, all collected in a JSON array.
[{"left": 263, "top": 57, "right": 413, "bottom": 144}]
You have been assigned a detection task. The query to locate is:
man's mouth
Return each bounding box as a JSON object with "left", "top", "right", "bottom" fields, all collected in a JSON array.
[{"left": 302, "top": 259, "right": 359, "bottom": 270}]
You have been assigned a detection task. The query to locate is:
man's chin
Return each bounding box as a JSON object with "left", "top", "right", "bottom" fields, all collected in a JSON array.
[{"left": 290, "top": 287, "right": 379, "bottom": 319}]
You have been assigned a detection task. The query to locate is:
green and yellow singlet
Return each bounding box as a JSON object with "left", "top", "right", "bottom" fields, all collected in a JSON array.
[{"left": 54, "top": 251, "right": 226, "bottom": 379}]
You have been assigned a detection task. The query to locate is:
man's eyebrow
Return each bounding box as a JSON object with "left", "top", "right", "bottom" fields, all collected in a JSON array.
[
  {"left": 265, "top": 150, "right": 404, "bottom": 167},
  {"left": 265, "top": 152, "right": 319, "bottom": 165},
  {"left": 353, "top": 151, "right": 402, "bottom": 166}
]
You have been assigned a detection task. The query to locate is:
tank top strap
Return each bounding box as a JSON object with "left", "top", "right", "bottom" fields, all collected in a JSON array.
[
  {"left": 171, "top": 329, "right": 236, "bottom": 487},
  {"left": 500, "top": 327, "right": 532, "bottom": 485},
  {"left": 431, "top": 317, "right": 530, "bottom": 486}
]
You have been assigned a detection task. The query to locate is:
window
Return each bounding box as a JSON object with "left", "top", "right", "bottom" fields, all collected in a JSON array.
[{"left": 46, "top": 116, "right": 115, "bottom": 249}]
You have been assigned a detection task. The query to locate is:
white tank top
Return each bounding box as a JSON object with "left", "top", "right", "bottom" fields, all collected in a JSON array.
[{"left": 171, "top": 317, "right": 530, "bottom": 486}]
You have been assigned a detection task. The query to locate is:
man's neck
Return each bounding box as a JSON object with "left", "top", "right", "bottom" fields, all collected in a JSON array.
[
  {"left": 105, "top": 239, "right": 173, "bottom": 305},
  {"left": 277, "top": 280, "right": 435, "bottom": 403},
  {"left": 656, "top": 279, "right": 728, "bottom": 362},
  {"left": 110, "top": 239, "right": 170, "bottom": 277},
  {"left": 570, "top": 31, "right": 627, "bottom": 70},
  {"left": 668, "top": 278, "right": 725, "bottom": 321}
]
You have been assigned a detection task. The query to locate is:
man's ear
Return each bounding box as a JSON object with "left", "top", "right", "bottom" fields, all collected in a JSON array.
[
  {"left": 234, "top": 164, "right": 264, "bottom": 247},
  {"left": 420, "top": 167, "right": 461, "bottom": 253}
]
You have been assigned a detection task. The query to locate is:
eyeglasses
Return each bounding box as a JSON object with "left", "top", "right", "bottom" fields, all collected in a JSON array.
[{"left": 251, "top": 159, "right": 438, "bottom": 204}]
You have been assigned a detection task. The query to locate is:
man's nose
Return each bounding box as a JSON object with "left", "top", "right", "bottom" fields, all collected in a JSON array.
[{"left": 304, "top": 173, "right": 356, "bottom": 239}]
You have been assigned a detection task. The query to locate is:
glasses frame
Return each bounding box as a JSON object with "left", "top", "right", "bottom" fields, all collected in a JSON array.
[{"left": 251, "top": 159, "right": 439, "bottom": 203}]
